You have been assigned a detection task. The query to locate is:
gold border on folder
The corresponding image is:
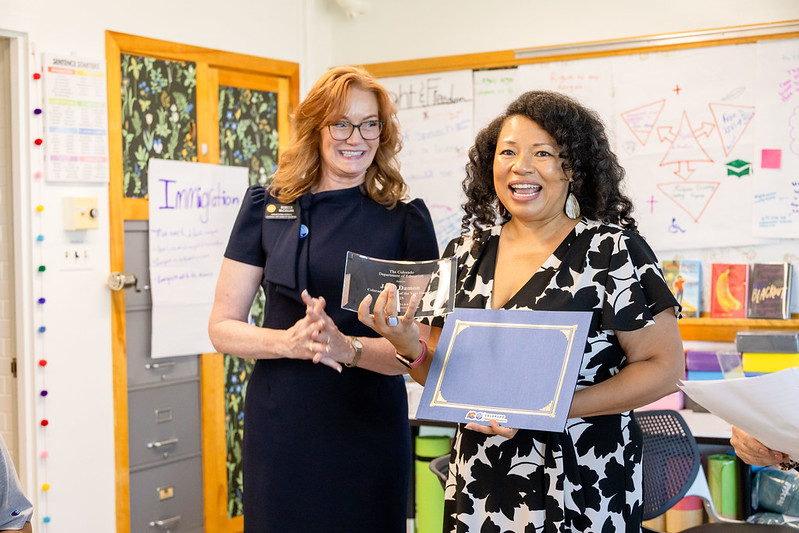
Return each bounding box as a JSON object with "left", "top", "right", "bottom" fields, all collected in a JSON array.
[{"left": 429, "top": 320, "right": 580, "bottom": 418}]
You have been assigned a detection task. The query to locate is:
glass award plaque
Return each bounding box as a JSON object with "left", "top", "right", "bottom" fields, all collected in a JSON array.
[{"left": 341, "top": 251, "right": 456, "bottom": 317}]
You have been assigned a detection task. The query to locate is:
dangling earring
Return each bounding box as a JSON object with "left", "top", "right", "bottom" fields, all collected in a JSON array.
[
  {"left": 498, "top": 202, "right": 507, "bottom": 218},
  {"left": 565, "top": 182, "right": 580, "bottom": 219}
]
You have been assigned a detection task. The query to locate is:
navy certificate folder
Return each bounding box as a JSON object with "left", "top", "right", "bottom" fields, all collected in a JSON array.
[{"left": 416, "top": 308, "right": 592, "bottom": 432}]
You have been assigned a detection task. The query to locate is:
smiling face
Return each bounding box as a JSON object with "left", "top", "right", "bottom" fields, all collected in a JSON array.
[
  {"left": 317, "top": 87, "right": 380, "bottom": 191},
  {"left": 493, "top": 115, "right": 572, "bottom": 225}
]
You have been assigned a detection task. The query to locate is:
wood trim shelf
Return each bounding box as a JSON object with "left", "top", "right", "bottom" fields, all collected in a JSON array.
[{"left": 679, "top": 315, "right": 799, "bottom": 342}]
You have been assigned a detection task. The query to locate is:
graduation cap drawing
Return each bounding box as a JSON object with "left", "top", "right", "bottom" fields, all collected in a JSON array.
[{"left": 726, "top": 159, "right": 751, "bottom": 177}]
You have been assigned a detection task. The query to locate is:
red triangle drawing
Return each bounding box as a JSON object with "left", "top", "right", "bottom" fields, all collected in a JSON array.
[
  {"left": 708, "top": 103, "right": 755, "bottom": 156},
  {"left": 657, "top": 181, "right": 720, "bottom": 222},
  {"left": 660, "top": 112, "right": 714, "bottom": 173},
  {"left": 620, "top": 100, "right": 666, "bottom": 146}
]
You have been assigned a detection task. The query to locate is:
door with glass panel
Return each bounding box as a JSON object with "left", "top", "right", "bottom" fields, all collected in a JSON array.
[{"left": 106, "top": 31, "right": 296, "bottom": 533}]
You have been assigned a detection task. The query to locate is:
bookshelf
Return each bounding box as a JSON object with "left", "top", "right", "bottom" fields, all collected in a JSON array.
[{"left": 679, "top": 315, "right": 799, "bottom": 342}]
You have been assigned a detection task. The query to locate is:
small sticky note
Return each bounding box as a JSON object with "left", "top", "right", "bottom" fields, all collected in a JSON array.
[{"left": 761, "top": 149, "right": 782, "bottom": 169}]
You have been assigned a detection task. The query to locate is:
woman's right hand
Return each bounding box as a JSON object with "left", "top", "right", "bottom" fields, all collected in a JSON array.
[{"left": 358, "top": 283, "right": 420, "bottom": 355}]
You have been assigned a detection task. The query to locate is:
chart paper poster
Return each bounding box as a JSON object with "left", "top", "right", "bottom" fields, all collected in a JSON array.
[
  {"left": 148, "top": 159, "right": 248, "bottom": 358},
  {"left": 341, "top": 252, "right": 456, "bottom": 317},
  {"left": 42, "top": 53, "right": 110, "bottom": 182},
  {"left": 417, "top": 308, "right": 591, "bottom": 432},
  {"left": 615, "top": 45, "right": 759, "bottom": 250},
  {"left": 378, "top": 70, "right": 474, "bottom": 252},
  {"left": 753, "top": 38, "right": 799, "bottom": 238}
]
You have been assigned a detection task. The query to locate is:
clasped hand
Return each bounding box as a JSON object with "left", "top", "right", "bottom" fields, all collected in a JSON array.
[{"left": 296, "top": 290, "right": 351, "bottom": 373}]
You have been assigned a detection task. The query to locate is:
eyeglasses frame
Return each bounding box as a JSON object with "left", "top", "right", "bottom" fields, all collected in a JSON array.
[{"left": 327, "top": 119, "right": 385, "bottom": 141}]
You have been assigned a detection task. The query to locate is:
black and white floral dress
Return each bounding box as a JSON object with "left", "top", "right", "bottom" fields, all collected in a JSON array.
[{"left": 434, "top": 219, "right": 680, "bottom": 533}]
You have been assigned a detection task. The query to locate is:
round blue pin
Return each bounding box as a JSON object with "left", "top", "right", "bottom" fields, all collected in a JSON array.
[{"left": 299, "top": 224, "right": 309, "bottom": 238}]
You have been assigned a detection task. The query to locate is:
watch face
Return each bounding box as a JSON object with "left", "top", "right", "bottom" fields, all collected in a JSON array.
[{"left": 352, "top": 338, "right": 363, "bottom": 350}]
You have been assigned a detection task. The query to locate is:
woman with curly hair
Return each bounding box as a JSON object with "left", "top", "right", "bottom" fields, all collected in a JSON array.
[
  {"left": 209, "top": 66, "right": 439, "bottom": 532},
  {"left": 360, "top": 91, "right": 684, "bottom": 531}
]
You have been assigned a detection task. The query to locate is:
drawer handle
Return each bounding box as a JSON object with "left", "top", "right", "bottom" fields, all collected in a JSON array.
[
  {"left": 145, "top": 362, "right": 175, "bottom": 370},
  {"left": 147, "top": 438, "right": 179, "bottom": 449},
  {"left": 149, "top": 515, "right": 181, "bottom": 529}
]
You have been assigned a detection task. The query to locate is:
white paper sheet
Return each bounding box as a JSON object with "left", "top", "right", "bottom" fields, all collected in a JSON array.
[
  {"left": 679, "top": 367, "right": 799, "bottom": 460},
  {"left": 148, "top": 159, "right": 248, "bottom": 358}
]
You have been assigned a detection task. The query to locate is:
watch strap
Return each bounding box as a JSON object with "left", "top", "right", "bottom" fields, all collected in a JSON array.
[{"left": 345, "top": 336, "right": 362, "bottom": 368}]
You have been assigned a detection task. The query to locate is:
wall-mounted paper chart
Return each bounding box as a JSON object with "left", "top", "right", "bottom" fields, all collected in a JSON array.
[{"left": 42, "top": 53, "right": 110, "bottom": 183}]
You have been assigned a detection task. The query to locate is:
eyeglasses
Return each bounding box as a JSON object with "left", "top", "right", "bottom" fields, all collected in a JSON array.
[{"left": 327, "top": 119, "right": 384, "bottom": 141}]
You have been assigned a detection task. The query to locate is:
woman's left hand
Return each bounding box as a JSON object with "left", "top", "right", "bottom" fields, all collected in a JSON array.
[
  {"left": 465, "top": 419, "right": 518, "bottom": 439},
  {"left": 358, "top": 283, "right": 420, "bottom": 356},
  {"left": 301, "top": 290, "right": 352, "bottom": 372}
]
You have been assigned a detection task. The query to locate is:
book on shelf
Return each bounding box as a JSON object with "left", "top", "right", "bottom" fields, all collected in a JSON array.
[
  {"left": 746, "top": 262, "right": 792, "bottom": 319},
  {"left": 741, "top": 352, "right": 799, "bottom": 373},
  {"left": 661, "top": 260, "right": 702, "bottom": 318},
  {"left": 735, "top": 330, "right": 799, "bottom": 353},
  {"left": 710, "top": 263, "right": 748, "bottom": 319}
]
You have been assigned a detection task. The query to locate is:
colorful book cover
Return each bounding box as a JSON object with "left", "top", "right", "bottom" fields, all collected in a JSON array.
[
  {"left": 710, "top": 263, "right": 748, "bottom": 318},
  {"left": 661, "top": 260, "right": 702, "bottom": 317},
  {"left": 747, "top": 262, "right": 792, "bottom": 319}
]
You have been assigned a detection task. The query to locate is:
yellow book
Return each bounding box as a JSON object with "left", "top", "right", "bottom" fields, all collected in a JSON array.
[{"left": 742, "top": 352, "right": 799, "bottom": 373}]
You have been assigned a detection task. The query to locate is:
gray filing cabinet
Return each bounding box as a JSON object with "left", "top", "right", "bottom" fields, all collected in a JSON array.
[{"left": 124, "top": 220, "right": 203, "bottom": 533}]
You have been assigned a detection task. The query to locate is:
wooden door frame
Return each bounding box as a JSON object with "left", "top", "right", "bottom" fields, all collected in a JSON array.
[{"left": 105, "top": 31, "right": 298, "bottom": 533}]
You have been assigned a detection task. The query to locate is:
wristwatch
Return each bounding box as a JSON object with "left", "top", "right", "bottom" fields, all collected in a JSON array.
[{"left": 345, "top": 337, "right": 363, "bottom": 368}]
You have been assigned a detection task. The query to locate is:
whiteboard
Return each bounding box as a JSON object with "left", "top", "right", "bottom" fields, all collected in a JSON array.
[
  {"left": 380, "top": 70, "right": 474, "bottom": 251},
  {"left": 380, "top": 39, "right": 799, "bottom": 252},
  {"left": 377, "top": 36, "right": 799, "bottom": 314}
]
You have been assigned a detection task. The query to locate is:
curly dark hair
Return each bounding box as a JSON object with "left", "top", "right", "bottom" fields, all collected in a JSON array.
[{"left": 461, "top": 90, "right": 637, "bottom": 238}]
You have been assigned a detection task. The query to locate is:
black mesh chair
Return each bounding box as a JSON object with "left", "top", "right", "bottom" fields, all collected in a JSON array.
[
  {"left": 429, "top": 453, "right": 449, "bottom": 489},
  {"left": 635, "top": 409, "right": 796, "bottom": 532}
]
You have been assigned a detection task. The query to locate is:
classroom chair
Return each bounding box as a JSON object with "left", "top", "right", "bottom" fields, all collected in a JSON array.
[
  {"left": 429, "top": 453, "right": 449, "bottom": 489},
  {"left": 634, "top": 409, "right": 795, "bottom": 532}
]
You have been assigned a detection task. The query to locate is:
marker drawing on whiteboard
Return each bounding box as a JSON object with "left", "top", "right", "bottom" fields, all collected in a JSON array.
[{"left": 668, "top": 217, "right": 686, "bottom": 234}]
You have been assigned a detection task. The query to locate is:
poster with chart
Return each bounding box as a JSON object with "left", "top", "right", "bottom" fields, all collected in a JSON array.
[
  {"left": 614, "top": 45, "right": 759, "bottom": 251},
  {"left": 379, "top": 70, "right": 474, "bottom": 252},
  {"left": 148, "top": 159, "right": 248, "bottom": 358},
  {"left": 473, "top": 67, "right": 520, "bottom": 133},
  {"left": 42, "top": 53, "right": 109, "bottom": 182},
  {"left": 516, "top": 56, "right": 617, "bottom": 142},
  {"left": 753, "top": 38, "right": 799, "bottom": 239}
]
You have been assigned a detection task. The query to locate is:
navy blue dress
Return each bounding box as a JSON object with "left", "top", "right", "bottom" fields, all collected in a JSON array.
[{"left": 224, "top": 184, "right": 439, "bottom": 533}]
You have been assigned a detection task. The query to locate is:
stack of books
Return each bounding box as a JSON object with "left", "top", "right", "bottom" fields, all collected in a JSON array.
[
  {"left": 684, "top": 349, "right": 724, "bottom": 381},
  {"left": 736, "top": 330, "right": 799, "bottom": 376}
]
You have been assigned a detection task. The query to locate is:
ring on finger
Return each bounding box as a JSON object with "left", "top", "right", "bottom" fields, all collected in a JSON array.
[
  {"left": 387, "top": 316, "right": 399, "bottom": 327},
  {"left": 309, "top": 340, "right": 314, "bottom": 352}
]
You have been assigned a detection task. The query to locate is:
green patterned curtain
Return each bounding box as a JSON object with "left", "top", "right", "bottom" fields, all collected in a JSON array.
[
  {"left": 120, "top": 55, "right": 197, "bottom": 198},
  {"left": 219, "top": 85, "right": 279, "bottom": 518}
]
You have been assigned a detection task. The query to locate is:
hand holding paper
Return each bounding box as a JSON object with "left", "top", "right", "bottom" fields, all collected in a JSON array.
[{"left": 679, "top": 367, "right": 799, "bottom": 461}]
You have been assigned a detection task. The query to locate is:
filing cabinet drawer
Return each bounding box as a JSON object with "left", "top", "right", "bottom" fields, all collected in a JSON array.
[
  {"left": 128, "top": 380, "right": 201, "bottom": 467},
  {"left": 130, "top": 454, "right": 203, "bottom": 533},
  {"left": 126, "top": 308, "right": 199, "bottom": 387}
]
